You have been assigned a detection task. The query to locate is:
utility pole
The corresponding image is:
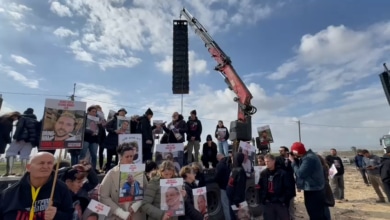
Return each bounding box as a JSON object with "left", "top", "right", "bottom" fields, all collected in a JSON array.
[
  {"left": 69, "top": 83, "right": 76, "bottom": 101},
  {"left": 298, "top": 120, "right": 302, "bottom": 142},
  {"left": 0, "top": 94, "right": 3, "bottom": 111}
]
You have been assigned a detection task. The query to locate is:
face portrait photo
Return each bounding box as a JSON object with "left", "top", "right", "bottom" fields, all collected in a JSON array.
[{"left": 161, "top": 186, "right": 184, "bottom": 216}]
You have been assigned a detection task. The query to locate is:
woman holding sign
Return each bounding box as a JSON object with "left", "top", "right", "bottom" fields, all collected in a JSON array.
[
  {"left": 100, "top": 144, "right": 147, "bottom": 220},
  {"left": 141, "top": 161, "right": 187, "bottom": 220}
]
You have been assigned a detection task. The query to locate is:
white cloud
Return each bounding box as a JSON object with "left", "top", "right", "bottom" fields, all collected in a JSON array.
[
  {"left": 50, "top": 0, "right": 279, "bottom": 70},
  {"left": 76, "top": 82, "right": 121, "bottom": 115},
  {"left": 10, "top": 54, "right": 35, "bottom": 66},
  {"left": 155, "top": 51, "right": 209, "bottom": 76},
  {"left": 50, "top": 1, "right": 72, "bottom": 17},
  {"left": 4, "top": 70, "right": 39, "bottom": 89},
  {"left": 266, "top": 22, "right": 390, "bottom": 107},
  {"left": 0, "top": 2, "right": 35, "bottom": 31},
  {"left": 69, "top": 40, "right": 94, "bottom": 63},
  {"left": 0, "top": 58, "right": 39, "bottom": 89},
  {"left": 53, "top": 27, "right": 78, "bottom": 38}
]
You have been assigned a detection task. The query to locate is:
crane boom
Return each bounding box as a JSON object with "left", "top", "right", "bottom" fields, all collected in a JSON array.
[{"left": 180, "top": 8, "right": 257, "bottom": 122}]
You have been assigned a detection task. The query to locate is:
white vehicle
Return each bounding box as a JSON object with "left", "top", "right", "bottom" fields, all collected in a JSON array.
[{"left": 380, "top": 134, "right": 390, "bottom": 153}]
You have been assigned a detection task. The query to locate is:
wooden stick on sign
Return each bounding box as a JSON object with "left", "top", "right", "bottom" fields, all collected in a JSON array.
[{"left": 49, "top": 149, "right": 63, "bottom": 206}]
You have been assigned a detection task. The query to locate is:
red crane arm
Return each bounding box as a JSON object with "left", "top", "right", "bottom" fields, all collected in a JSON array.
[{"left": 180, "top": 8, "right": 257, "bottom": 122}]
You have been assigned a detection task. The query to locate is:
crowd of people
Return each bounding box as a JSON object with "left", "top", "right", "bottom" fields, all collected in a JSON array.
[{"left": 0, "top": 106, "right": 389, "bottom": 220}]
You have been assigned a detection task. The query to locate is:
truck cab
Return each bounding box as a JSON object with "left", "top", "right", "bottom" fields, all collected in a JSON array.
[{"left": 380, "top": 134, "right": 390, "bottom": 153}]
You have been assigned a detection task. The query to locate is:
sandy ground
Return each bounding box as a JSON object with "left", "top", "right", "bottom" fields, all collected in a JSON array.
[{"left": 292, "top": 165, "right": 390, "bottom": 220}]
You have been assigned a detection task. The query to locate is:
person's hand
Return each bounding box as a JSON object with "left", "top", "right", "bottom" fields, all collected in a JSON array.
[
  {"left": 288, "top": 154, "right": 295, "bottom": 162},
  {"left": 162, "top": 212, "right": 171, "bottom": 220},
  {"left": 180, "top": 189, "right": 187, "bottom": 198},
  {"left": 44, "top": 206, "right": 57, "bottom": 220}
]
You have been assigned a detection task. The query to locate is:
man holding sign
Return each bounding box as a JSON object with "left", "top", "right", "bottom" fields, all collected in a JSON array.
[{"left": 0, "top": 152, "right": 74, "bottom": 220}]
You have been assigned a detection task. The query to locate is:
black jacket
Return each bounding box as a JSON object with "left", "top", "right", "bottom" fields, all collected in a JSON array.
[
  {"left": 104, "top": 117, "right": 119, "bottom": 150},
  {"left": 275, "top": 156, "right": 296, "bottom": 197},
  {"left": 186, "top": 117, "right": 202, "bottom": 141},
  {"left": 162, "top": 115, "right": 187, "bottom": 143},
  {"left": 258, "top": 168, "right": 295, "bottom": 205},
  {"left": 179, "top": 182, "right": 203, "bottom": 220},
  {"left": 0, "top": 116, "right": 13, "bottom": 153},
  {"left": 13, "top": 114, "right": 39, "bottom": 147},
  {"left": 215, "top": 157, "right": 231, "bottom": 190},
  {"left": 226, "top": 153, "right": 246, "bottom": 206},
  {"left": 325, "top": 155, "right": 345, "bottom": 176},
  {"left": 201, "top": 142, "right": 218, "bottom": 162},
  {"left": 380, "top": 155, "right": 390, "bottom": 183},
  {"left": 137, "top": 115, "right": 155, "bottom": 147},
  {"left": 0, "top": 172, "right": 74, "bottom": 220}
]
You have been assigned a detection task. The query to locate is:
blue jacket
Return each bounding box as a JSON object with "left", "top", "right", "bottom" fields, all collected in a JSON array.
[
  {"left": 354, "top": 155, "right": 364, "bottom": 168},
  {"left": 292, "top": 149, "right": 325, "bottom": 191}
]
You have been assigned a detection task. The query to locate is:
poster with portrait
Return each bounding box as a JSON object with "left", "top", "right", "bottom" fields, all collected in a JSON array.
[
  {"left": 118, "top": 134, "right": 142, "bottom": 164},
  {"left": 86, "top": 115, "right": 99, "bottom": 135},
  {"left": 82, "top": 199, "right": 110, "bottom": 220},
  {"left": 160, "top": 178, "right": 185, "bottom": 217},
  {"left": 117, "top": 116, "right": 131, "bottom": 134},
  {"left": 155, "top": 143, "right": 184, "bottom": 174},
  {"left": 257, "top": 125, "right": 274, "bottom": 144},
  {"left": 193, "top": 187, "right": 208, "bottom": 219},
  {"left": 40, "top": 99, "right": 86, "bottom": 150},
  {"left": 239, "top": 141, "right": 256, "bottom": 177},
  {"left": 107, "top": 110, "right": 116, "bottom": 121},
  {"left": 216, "top": 128, "right": 226, "bottom": 140},
  {"left": 153, "top": 120, "right": 165, "bottom": 134},
  {"left": 119, "top": 164, "right": 145, "bottom": 203},
  {"left": 254, "top": 166, "right": 267, "bottom": 185}
]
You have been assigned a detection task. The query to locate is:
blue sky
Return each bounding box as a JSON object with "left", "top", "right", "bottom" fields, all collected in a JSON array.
[{"left": 1, "top": 0, "right": 390, "bottom": 152}]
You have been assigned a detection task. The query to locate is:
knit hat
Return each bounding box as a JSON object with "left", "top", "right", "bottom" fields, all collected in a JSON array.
[
  {"left": 206, "top": 134, "right": 212, "bottom": 141},
  {"left": 145, "top": 108, "right": 153, "bottom": 116},
  {"left": 117, "top": 108, "right": 127, "bottom": 114},
  {"left": 24, "top": 108, "right": 34, "bottom": 114},
  {"left": 291, "top": 142, "right": 306, "bottom": 155},
  {"left": 190, "top": 110, "right": 197, "bottom": 115}
]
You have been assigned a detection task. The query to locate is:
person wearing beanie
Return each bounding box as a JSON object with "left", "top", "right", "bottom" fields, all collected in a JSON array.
[
  {"left": 380, "top": 146, "right": 390, "bottom": 202},
  {"left": 186, "top": 110, "right": 202, "bottom": 163},
  {"left": 136, "top": 108, "right": 155, "bottom": 162},
  {"left": 201, "top": 135, "right": 218, "bottom": 168},
  {"left": 288, "top": 142, "right": 326, "bottom": 220}
]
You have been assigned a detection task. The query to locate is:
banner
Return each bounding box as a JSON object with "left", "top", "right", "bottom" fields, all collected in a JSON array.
[
  {"left": 160, "top": 178, "right": 185, "bottom": 217},
  {"left": 257, "top": 125, "right": 274, "bottom": 144},
  {"left": 118, "top": 134, "right": 143, "bottom": 164},
  {"left": 117, "top": 116, "right": 131, "bottom": 134},
  {"left": 119, "top": 164, "right": 145, "bottom": 203},
  {"left": 82, "top": 199, "right": 110, "bottom": 220},
  {"left": 40, "top": 99, "right": 86, "bottom": 150},
  {"left": 254, "top": 166, "right": 267, "bottom": 185},
  {"left": 239, "top": 141, "right": 256, "bottom": 177},
  {"left": 155, "top": 143, "right": 184, "bottom": 174},
  {"left": 193, "top": 187, "right": 208, "bottom": 219}
]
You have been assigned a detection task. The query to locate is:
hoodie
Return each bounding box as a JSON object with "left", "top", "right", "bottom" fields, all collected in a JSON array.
[
  {"left": 0, "top": 172, "right": 74, "bottom": 220},
  {"left": 380, "top": 154, "right": 390, "bottom": 183},
  {"left": 186, "top": 116, "right": 202, "bottom": 141},
  {"left": 226, "top": 153, "right": 247, "bottom": 206}
]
